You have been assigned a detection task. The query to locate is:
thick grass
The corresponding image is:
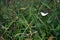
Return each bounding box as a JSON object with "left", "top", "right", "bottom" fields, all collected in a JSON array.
[{"left": 0, "top": 0, "right": 60, "bottom": 40}]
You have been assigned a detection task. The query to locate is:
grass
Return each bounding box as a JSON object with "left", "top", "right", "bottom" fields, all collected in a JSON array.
[{"left": 0, "top": 0, "right": 60, "bottom": 40}]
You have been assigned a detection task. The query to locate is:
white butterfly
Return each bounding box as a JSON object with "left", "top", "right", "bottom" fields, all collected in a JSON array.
[{"left": 40, "top": 12, "right": 48, "bottom": 16}]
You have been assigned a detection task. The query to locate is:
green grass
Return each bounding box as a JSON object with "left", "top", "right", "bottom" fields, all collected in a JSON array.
[{"left": 0, "top": 0, "right": 60, "bottom": 40}]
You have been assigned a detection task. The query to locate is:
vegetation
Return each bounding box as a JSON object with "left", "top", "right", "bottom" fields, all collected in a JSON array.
[{"left": 0, "top": 0, "right": 60, "bottom": 40}]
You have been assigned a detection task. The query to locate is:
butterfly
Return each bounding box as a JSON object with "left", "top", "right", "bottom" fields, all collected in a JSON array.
[{"left": 40, "top": 12, "right": 48, "bottom": 16}]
